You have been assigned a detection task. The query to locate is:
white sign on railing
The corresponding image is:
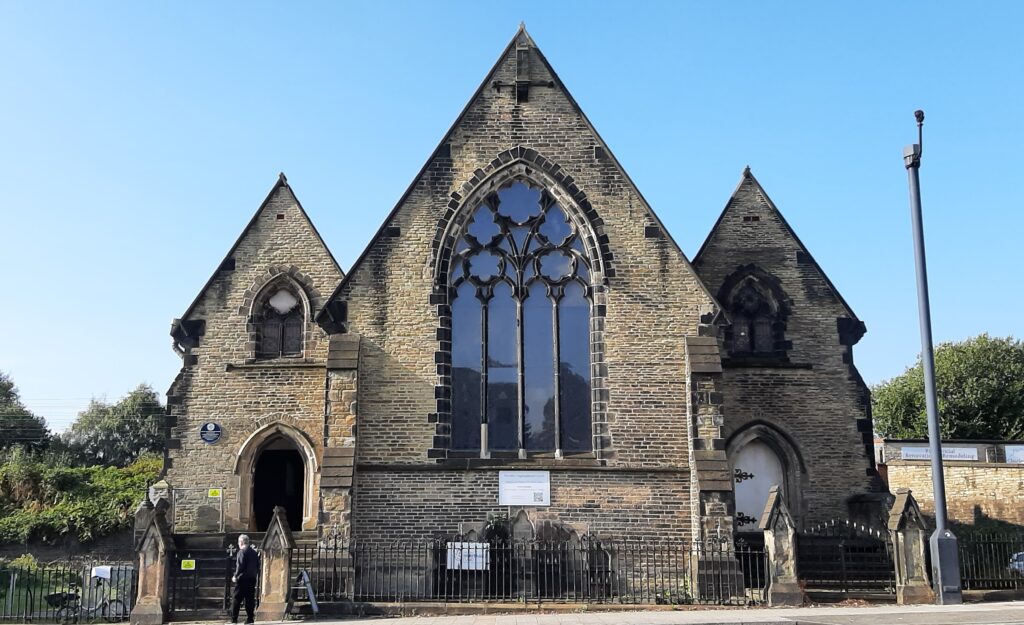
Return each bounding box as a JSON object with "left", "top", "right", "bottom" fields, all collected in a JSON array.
[
  {"left": 900, "top": 446, "right": 978, "bottom": 461},
  {"left": 498, "top": 470, "right": 550, "bottom": 506},
  {"left": 446, "top": 542, "right": 490, "bottom": 570},
  {"left": 1005, "top": 445, "right": 1024, "bottom": 464}
]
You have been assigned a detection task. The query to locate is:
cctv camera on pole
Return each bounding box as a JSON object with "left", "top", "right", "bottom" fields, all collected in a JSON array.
[{"left": 903, "top": 110, "right": 962, "bottom": 604}]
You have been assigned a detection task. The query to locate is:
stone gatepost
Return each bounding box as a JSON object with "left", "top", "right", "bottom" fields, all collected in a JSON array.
[
  {"left": 888, "top": 489, "right": 935, "bottom": 605},
  {"left": 131, "top": 498, "right": 174, "bottom": 625},
  {"left": 758, "top": 485, "right": 803, "bottom": 606},
  {"left": 256, "top": 506, "right": 296, "bottom": 621}
]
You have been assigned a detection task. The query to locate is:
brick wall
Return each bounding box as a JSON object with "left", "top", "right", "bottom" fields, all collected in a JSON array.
[
  {"left": 352, "top": 469, "right": 692, "bottom": 543},
  {"left": 885, "top": 462, "right": 1024, "bottom": 526}
]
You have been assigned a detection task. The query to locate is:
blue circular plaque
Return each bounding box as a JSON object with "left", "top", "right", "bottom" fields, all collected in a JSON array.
[{"left": 199, "top": 422, "right": 222, "bottom": 444}]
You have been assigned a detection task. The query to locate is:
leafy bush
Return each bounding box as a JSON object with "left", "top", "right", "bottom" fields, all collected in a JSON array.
[
  {"left": 0, "top": 452, "right": 161, "bottom": 544},
  {"left": 60, "top": 384, "right": 166, "bottom": 467},
  {"left": 873, "top": 334, "right": 1024, "bottom": 440}
]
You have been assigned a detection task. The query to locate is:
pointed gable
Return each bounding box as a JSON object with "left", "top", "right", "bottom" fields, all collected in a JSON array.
[
  {"left": 693, "top": 168, "right": 863, "bottom": 343},
  {"left": 317, "top": 25, "right": 718, "bottom": 322},
  {"left": 172, "top": 174, "right": 343, "bottom": 347}
]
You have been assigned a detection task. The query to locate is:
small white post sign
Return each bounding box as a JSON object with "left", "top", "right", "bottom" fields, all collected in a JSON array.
[
  {"left": 1005, "top": 445, "right": 1024, "bottom": 464},
  {"left": 498, "top": 470, "right": 550, "bottom": 506},
  {"left": 900, "top": 446, "right": 978, "bottom": 461},
  {"left": 446, "top": 542, "right": 490, "bottom": 570}
]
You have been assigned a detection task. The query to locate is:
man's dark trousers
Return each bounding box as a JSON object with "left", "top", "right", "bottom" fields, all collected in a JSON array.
[{"left": 230, "top": 577, "right": 256, "bottom": 624}]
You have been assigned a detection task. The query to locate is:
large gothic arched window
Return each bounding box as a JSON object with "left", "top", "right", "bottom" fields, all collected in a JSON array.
[{"left": 449, "top": 181, "right": 593, "bottom": 457}]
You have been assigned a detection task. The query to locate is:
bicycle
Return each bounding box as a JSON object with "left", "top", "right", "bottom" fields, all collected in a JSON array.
[{"left": 46, "top": 575, "right": 127, "bottom": 624}]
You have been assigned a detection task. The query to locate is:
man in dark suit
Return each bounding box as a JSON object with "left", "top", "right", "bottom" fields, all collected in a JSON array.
[{"left": 230, "top": 534, "right": 260, "bottom": 624}]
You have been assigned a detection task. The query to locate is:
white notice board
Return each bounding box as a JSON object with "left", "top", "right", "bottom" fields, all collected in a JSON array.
[
  {"left": 446, "top": 542, "right": 490, "bottom": 570},
  {"left": 498, "top": 470, "right": 550, "bottom": 506}
]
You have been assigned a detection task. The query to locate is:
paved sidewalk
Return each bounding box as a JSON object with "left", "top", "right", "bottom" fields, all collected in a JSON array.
[{"left": 303, "top": 600, "right": 1024, "bottom": 625}]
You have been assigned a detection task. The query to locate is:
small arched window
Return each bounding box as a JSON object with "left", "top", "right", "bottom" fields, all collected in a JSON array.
[
  {"left": 720, "top": 270, "right": 790, "bottom": 359},
  {"left": 449, "top": 181, "right": 593, "bottom": 457},
  {"left": 257, "top": 287, "right": 304, "bottom": 358}
]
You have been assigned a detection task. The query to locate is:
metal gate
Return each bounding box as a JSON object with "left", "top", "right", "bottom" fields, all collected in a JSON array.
[
  {"left": 168, "top": 549, "right": 235, "bottom": 617},
  {"left": 798, "top": 519, "right": 895, "bottom": 595}
]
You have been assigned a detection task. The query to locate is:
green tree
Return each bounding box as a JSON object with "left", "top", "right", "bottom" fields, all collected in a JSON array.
[
  {"left": 60, "top": 384, "right": 165, "bottom": 466},
  {"left": 0, "top": 371, "right": 50, "bottom": 452},
  {"left": 873, "top": 334, "right": 1024, "bottom": 440}
]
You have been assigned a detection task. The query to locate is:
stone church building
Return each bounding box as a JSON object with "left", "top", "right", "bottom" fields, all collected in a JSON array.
[{"left": 163, "top": 27, "right": 883, "bottom": 548}]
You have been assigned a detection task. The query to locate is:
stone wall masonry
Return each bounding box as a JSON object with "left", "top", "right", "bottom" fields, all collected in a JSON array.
[
  {"left": 884, "top": 461, "right": 1024, "bottom": 526},
  {"left": 165, "top": 181, "right": 342, "bottom": 531},
  {"left": 693, "top": 172, "right": 881, "bottom": 527},
  {"left": 721, "top": 367, "right": 875, "bottom": 525}
]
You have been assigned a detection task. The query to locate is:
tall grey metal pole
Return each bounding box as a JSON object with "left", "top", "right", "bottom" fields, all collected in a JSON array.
[{"left": 903, "top": 110, "right": 961, "bottom": 604}]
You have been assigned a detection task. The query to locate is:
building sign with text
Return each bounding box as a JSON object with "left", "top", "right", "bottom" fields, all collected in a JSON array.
[
  {"left": 498, "top": 470, "right": 550, "bottom": 506},
  {"left": 900, "top": 446, "right": 979, "bottom": 461},
  {"left": 446, "top": 542, "right": 490, "bottom": 570},
  {"left": 1005, "top": 445, "right": 1024, "bottom": 464}
]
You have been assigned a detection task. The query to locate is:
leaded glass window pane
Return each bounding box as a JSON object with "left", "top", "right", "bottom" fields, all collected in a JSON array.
[
  {"left": 261, "top": 318, "right": 282, "bottom": 355},
  {"left": 487, "top": 282, "right": 518, "bottom": 451},
  {"left": 282, "top": 315, "right": 303, "bottom": 355},
  {"left": 753, "top": 317, "right": 774, "bottom": 353},
  {"left": 524, "top": 282, "right": 555, "bottom": 451},
  {"left": 559, "top": 281, "right": 592, "bottom": 453},
  {"left": 451, "top": 281, "right": 482, "bottom": 451},
  {"left": 732, "top": 316, "right": 752, "bottom": 353}
]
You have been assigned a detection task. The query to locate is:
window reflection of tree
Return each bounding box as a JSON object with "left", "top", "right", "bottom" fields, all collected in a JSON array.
[{"left": 449, "top": 180, "right": 593, "bottom": 456}]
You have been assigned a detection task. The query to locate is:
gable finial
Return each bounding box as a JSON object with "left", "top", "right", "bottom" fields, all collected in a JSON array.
[
  {"left": 743, "top": 165, "right": 752, "bottom": 178},
  {"left": 278, "top": 172, "right": 288, "bottom": 184},
  {"left": 519, "top": 21, "right": 526, "bottom": 31}
]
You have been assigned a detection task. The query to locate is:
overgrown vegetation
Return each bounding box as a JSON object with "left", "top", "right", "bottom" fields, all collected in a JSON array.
[
  {"left": 873, "top": 334, "right": 1024, "bottom": 440},
  {"left": 0, "top": 448, "right": 161, "bottom": 544},
  {"left": 0, "top": 371, "right": 165, "bottom": 546}
]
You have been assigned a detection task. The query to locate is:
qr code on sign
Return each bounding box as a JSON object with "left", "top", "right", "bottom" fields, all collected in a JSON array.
[{"left": 533, "top": 492, "right": 543, "bottom": 502}]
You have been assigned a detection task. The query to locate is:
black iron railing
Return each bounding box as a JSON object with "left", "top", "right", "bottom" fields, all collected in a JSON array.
[
  {"left": 0, "top": 560, "right": 135, "bottom": 623},
  {"left": 798, "top": 520, "right": 895, "bottom": 594},
  {"left": 290, "top": 536, "right": 766, "bottom": 606},
  {"left": 958, "top": 533, "right": 1024, "bottom": 590}
]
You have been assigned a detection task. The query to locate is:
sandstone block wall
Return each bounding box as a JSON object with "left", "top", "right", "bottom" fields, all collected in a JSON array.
[
  {"left": 165, "top": 180, "right": 342, "bottom": 531},
  {"left": 884, "top": 462, "right": 1024, "bottom": 527}
]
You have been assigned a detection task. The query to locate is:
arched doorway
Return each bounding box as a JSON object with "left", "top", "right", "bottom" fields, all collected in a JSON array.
[
  {"left": 732, "top": 440, "right": 784, "bottom": 533},
  {"left": 728, "top": 422, "right": 807, "bottom": 535},
  {"left": 234, "top": 422, "right": 319, "bottom": 532},
  {"left": 252, "top": 438, "right": 305, "bottom": 531}
]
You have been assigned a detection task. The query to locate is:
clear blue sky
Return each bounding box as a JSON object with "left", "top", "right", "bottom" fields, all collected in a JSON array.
[{"left": 2, "top": 1, "right": 1021, "bottom": 431}]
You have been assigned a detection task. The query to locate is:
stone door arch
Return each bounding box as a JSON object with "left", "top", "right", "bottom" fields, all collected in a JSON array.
[
  {"left": 728, "top": 422, "right": 807, "bottom": 534},
  {"left": 234, "top": 422, "right": 319, "bottom": 531}
]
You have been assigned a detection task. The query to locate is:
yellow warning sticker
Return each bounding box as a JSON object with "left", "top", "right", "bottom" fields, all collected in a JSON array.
[
  {"left": 208, "top": 488, "right": 222, "bottom": 498},
  {"left": 180, "top": 560, "right": 196, "bottom": 571}
]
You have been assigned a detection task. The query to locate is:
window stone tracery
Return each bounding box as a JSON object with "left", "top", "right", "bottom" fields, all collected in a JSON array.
[{"left": 448, "top": 181, "right": 593, "bottom": 457}]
